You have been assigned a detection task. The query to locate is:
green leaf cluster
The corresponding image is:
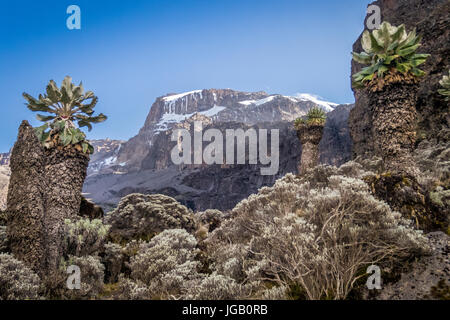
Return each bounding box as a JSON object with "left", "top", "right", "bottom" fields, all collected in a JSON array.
[
  {"left": 23, "top": 76, "right": 106, "bottom": 153},
  {"left": 438, "top": 70, "right": 450, "bottom": 101},
  {"left": 34, "top": 121, "right": 94, "bottom": 154},
  {"left": 352, "top": 22, "right": 430, "bottom": 88},
  {"left": 295, "top": 107, "right": 327, "bottom": 128}
]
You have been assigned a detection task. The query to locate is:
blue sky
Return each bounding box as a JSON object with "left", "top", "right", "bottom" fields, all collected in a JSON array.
[{"left": 0, "top": 0, "right": 372, "bottom": 152}]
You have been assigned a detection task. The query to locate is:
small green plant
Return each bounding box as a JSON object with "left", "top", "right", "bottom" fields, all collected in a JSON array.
[
  {"left": 352, "top": 22, "right": 430, "bottom": 89},
  {"left": 295, "top": 107, "right": 327, "bottom": 129},
  {"left": 438, "top": 70, "right": 450, "bottom": 101},
  {"left": 23, "top": 76, "right": 107, "bottom": 154}
]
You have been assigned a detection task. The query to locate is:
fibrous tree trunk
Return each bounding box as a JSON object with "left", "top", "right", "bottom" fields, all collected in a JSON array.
[
  {"left": 297, "top": 124, "right": 325, "bottom": 174},
  {"left": 6, "top": 121, "right": 46, "bottom": 272},
  {"left": 367, "top": 81, "right": 419, "bottom": 176},
  {"left": 6, "top": 121, "right": 89, "bottom": 277},
  {"left": 42, "top": 147, "right": 89, "bottom": 274}
]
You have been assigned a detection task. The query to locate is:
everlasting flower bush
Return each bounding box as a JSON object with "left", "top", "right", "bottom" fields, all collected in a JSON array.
[
  {"left": 0, "top": 253, "right": 41, "bottom": 300},
  {"left": 205, "top": 163, "right": 430, "bottom": 300},
  {"left": 105, "top": 193, "right": 197, "bottom": 243},
  {"left": 64, "top": 218, "right": 110, "bottom": 256},
  {"left": 59, "top": 255, "right": 105, "bottom": 300},
  {"left": 127, "top": 229, "right": 201, "bottom": 299}
]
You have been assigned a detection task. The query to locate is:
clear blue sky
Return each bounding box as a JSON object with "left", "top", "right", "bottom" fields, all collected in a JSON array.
[{"left": 0, "top": 0, "right": 372, "bottom": 152}]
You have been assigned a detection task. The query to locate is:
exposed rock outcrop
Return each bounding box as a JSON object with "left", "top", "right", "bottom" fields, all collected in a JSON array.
[
  {"left": 84, "top": 103, "right": 354, "bottom": 212},
  {"left": 376, "top": 232, "right": 449, "bottom": 300},
  {"left": 79, "top": 197, "right": 104, "bottom": 220},
  {"left": 319, "top": 104, "right": 353, "bottom": 166},
  {"left": 0, "top": 153, "right": 9, "bottom": 166},
  {"left": 364, "top": 173, "right": 448, "bottom": 232},
  {"left": 0, "top": 165, "right": 10, "bottom": 211}
]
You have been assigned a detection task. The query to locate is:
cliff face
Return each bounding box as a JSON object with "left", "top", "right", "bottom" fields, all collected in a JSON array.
[
  {"left": 319, "top": 104, "right": 353, "bottom": 166},
  {"left": 86, "top": 139, "right": 125, "bottom": 176},
  {"left": 0, "top": 153, "right": 9, "bottom": 166},
  {"left": 112, "top": 89, "right": 338, "bottom": 171},
  {"left": 1, "top": 89, "right": 353, "bottom": 213},
  {"left": 0, "top": 152, "right": 10, "bottom": 210},
  {"left": 83, "top": 103, "right": 353, "bottom": 212},
  {"left": 0, "top": 164, "right": 10, "bottom": 211},
  {"left": 349, "top": 0, "right": 450, "bottom": 158}
]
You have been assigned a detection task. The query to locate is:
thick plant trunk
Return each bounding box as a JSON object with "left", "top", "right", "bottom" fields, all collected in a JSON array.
[
  {"left": 367, "top": 82, "right": 419, "bottom": 176},
  {"left": 43, "top": 147, "right": 89, "bottom": 274},
  {"left": 297, "top": 124, "right": 324, "bottom": 174},
  {"left": 6, "top": 121, "right": 46, "bottom": 272},
  {"left": 6, "top": 121, "right": 89, "bottom": 277}
]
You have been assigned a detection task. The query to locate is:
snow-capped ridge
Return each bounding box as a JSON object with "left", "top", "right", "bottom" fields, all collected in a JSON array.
[
  {"left": 294, "top": 93, "right": 338, "bottom": 112},
  {"left": 154, "top": 105, "right": 226, "bottom": 133},
  {"left": 239, "top": 95, "right": 276, "bottom": 107},
  {"left": 162, "top": 90, "right": 203, "bottom": 103}
]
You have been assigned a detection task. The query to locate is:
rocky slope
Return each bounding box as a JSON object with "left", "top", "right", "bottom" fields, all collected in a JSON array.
[
  {"left": 111, "top": 89, "right": 338, "bottom": 171},
  {"left": 83, "top": 101, "right": 353, "bottom": 212},
  {"left": 1, "top": 90, "right": 352, "bottom": 212},
  {"left": 375, "top": 232, "right": 449, "bottom": 300},
  {"left": 87, "top": 139, "right": 125, "bottom": 176},
  {"left": 0, "top": 153, "right": 9, "bottom": 166},
  {"left": 349, "top": 0, "right": 450, "bottom": 158},
  {"left": 0, "top": 165, "right": 10, "bottom": 211},
  {"left": 0, "top": 153, "right": 10, "bottom": 210}
]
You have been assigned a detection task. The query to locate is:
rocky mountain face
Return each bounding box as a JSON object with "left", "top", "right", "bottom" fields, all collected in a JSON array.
[
  {"left": 349, "top": 0, "right": 450, "bottom": 158},
  {"left": 0, "top": 166, "right": 10, "bottom": 211},
  {"left": 0, "top": 153, "right": 9, "bottom": 166},
  {"left": 0, "top": 153, "right": 10, "bottom": 210},
  {"left": 83, "top": 88, "right": 353, "bottom": 211},
  {"left": 113, "top": 89, "right": 338, "bottom": 171},
  {"left": 87, "top": 139, "right": 125, "bottom": 176},
  {"left": 1, "top": 89, "right": 352, "bottom": 212}
]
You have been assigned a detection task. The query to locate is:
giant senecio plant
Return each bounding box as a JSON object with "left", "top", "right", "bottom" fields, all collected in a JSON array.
[
  {"left": 352, "top": 21, "right": 430, "bottom": 90},
  {"left": 352, "top": 21, "right": 431, "bottom": 176},
  {"left": 23, "top": 76, "right": 107, "bottom": 154},
  {"left": 294, "top": 107, "right": 327, "bottom": 129},
  {"left": 294, "top": 107, "right": 327, "bottom": 174}
]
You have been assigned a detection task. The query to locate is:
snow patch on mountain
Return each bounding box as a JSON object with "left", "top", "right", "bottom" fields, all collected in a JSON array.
[
  {"left": 162, "top": 90, "right": 203, "bottom": 102},
  {"left": 239, "top": 95, "right": 276, "bottom": 106},
  {"left": 154, "top": 105, "right": 227, "bottom": 133},
  {"left": 294, "top": 93, "right": 338, "bottom": 112},
  {"left": 162, "top": 90, "right": 204, "bottom": 113}
]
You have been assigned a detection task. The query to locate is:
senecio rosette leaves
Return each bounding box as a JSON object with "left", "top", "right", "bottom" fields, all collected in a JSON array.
[
  {"left": 23, "top": 76, "right": 107, "bottom": 154},
  {"left": 352, "top": 21, "right": 430, "bottom": 89},
  {"left": 294, "top": 107, "right": 326, "bottom": 129},
  {"left": 438, "top": 70, "right": 450, "bottom": 101}
]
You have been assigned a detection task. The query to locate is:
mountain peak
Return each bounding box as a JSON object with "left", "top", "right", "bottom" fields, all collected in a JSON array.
[{"left": 294, "top": 93, "right": 338, "bottom": 112}]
